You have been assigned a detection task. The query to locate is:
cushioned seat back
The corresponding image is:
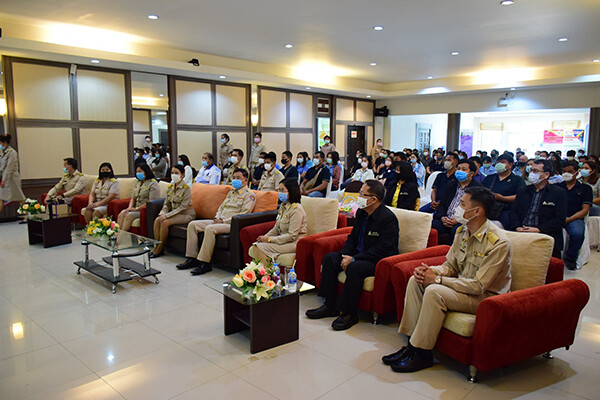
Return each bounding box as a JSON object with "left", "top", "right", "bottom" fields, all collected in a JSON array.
[
  {"left": 504, "top": 231, "right": 554, "bottom": 291},
  {"left": 117, "top": 178, "right": 137, "bottom": 199},
  {"left": 158, "top": 181, "right": 170, "bottom": 197},
  {"left": 83, "top": 174, "right": 96, "bottom": 194},
  {"left": 251, "top": 190, "right": 278, "bottom": 212},
  {"left": 301, "top": 196, "right": 339, "bottom": 235},
  {"left": 191, "top": 183, "right": 232, "bottom": 219},
  {"left": 386, "top": 207, "right": 432, "bottom": 254}
]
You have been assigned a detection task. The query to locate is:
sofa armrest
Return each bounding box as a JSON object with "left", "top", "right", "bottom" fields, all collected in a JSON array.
[
  {"left": 240, "top": 221, "right": 277, "bottom": 264},
  {"left": 145, "top": 198, "right": 165, "bottom": 238},
  {"left": 546, "top": 257, "right": 564, "bottom": 284},
  {"left": 70, "top": 194, "right": 90, "bottom": 225},
  {"left": 229, "top": 210, "right": 279, "bottom": 270},
  {"left": 108, "top": 198, "right": 131, "bottom": 220},
  {"left": 337, "top": 214, "right": 347, "bottom": 229},
  {"left": 310, "top": 233, "right": 350, "bottom": 287},
  {"left": 471, "top": 279, "right": 590, "bottom": 372},
  {"left": 427, "top": 229, "right": 438, "bottom": 247}
]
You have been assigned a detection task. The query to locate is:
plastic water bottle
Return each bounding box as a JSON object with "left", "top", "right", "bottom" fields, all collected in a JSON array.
[
  {"left": 273, "top": 263, "right": 282, "bottom": 293},
  {"left": 287, "top": 267, "right": 297, "bottom": 293}
]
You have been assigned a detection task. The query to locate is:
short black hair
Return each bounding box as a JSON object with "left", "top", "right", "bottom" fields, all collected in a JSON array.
[
  {"left": 172, "top": 164, "right": 185, "bottom": 175},
  {"left": 562, "top": 160, "right": 579, "bottom": 171},
  {"left": 465, "top": 186, "right": 495, "bottom": 218},
  {"left": 64, "top": 157, "right": 78, "bottom": 170},
  {"left": 259, "top": 152, "right": 268, "bottom": 157},
  {"left": 136, "top": 163, "right": 155, "bottom": 180},
  {"left": 264, "top": 152, "right": 277, "bottom": 162},
  {"left": 221, "top": 133, "right": 230, "bottom": 140},
  {"left": 482, "top": 156, "right": 492, "bottom": 163},
  {"left": 396, "top": 161, "right": 416, "bottom": 183},
  {"left": 0, "top": 134, "right": 12, "bottom": 144},
  {"left": 314, "top": 151, "right": 325, "bottom": 160},
  {"left": 178, "top": 154, "right": 191, "bottom": 166},
  {"left": 98, "top": 162, "right": 115, "bottom": 179},
  {"left": 254, "top": 132, "right": 262, "bottom": 138},
  {"left": 233, "top": 148, "right": 244, "bottom": 158},
  {"left": 203, "top": 152, "right": 214, "bottom": 162},
  {"left": 469, "top": 156, "right": 482, "bottom": 167},
  {"left": 540, "top": 150, "right": 549, "bottom": 157},
  {"left": 363, "top": 179, "right": 385, "bottom": 201},
  {"left": 533, "top": 159, "right": 553, "bottom": 174},
  {"left": 394, "top": 152, "right": 407, "bottom": 161},
  {"left": 497, "top": 154, "right": 514, "bottom": 164},
  {"left": 233, "top": 168, "right": 249, "bottom": 180},
  {"left": 282, "top": 178, "right": 301, "bottom": 203},
  {"left": 323, "top": 135, "right": 331, "bottom": 140},
  {"left": 566, "top": 150, "right": 576, "bottom": 157},
  {"left": 446, "top": 152, "right": 459, "bottom": 162},
  {"left": 282, "top": 151, "right": 293, "bottom": 160},
  {"left": 458, "top": 159, "right": 477, "bottom": 173}
]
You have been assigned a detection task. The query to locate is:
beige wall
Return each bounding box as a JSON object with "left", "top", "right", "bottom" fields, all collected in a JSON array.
[
  {"left": 80, "top": 129, "right": 129, "bottom": 175},
  {"left": 17, "top": 127, "right": 73, "bottom": 179},
  {"left": 289, "top": 133, "right": 314, "bottom": 160},
  {"left": 335, "top": 124, "right": 346, "bottom": 156},
  {"left": 216, "top": 85, "right": 247, "bottom": 127},
  {"left": 77, "top": 70, "right": 126, "bottom": 122},
  {"left": 336, "top": 99, "right": 354, "bottom": 121},
  {"left": 260, "top": 90, "right": 286, "bottom": 128},
  {"left": 289, "top": 93, "right": 313, "bottom": 128},
  {"left": 261, "top": 132, "right": 287, "bottom": 162},
  {"left": 356, "top": 101, "right": 374, "bottom": 123},
  {"left": 177, "top": 130, "right": 213, "bottom": 168},
  {"left": 133, "top": 110, "right": 150, "bottom": 132},
  {"left": 176, "top": 81, "right": 212, "bottom": 125}
]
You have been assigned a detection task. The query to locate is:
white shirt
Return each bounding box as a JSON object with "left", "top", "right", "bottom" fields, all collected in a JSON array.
[
  {"left": 195, "top": 164, "right": 221, "bottom": 185},
  {"left": 351, "top": 168, "right": 374, "bottom": 182},
  {"left": 183, "top": 165, "right": 193, "bottom": 187}
]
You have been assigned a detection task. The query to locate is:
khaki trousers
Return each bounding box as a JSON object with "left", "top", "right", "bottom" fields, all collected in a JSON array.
[
  {"left": 398, "top": 276, "right": 488, "bottom": 350},
  {"left": 185, "top": 220, "right": 231, "bottom": 262}
]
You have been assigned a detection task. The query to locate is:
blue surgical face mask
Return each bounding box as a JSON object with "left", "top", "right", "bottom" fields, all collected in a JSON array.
[
  {"left": 580, "top": 169, "right": 591, "bottom": 178},
  {"left": 178, "top": 161, "right": 184, "bottom": 166},
  {"left": 578, "top": 162, "right": 584, "bottom": 168},
  {"left": 455, "top": 170, "right": 468, "bottom": 182},
  {"left": 136, "top": 172, "right": 145, "bottom": 181},
  {"left": 525, "top": 165, "right": 532, "bottom": 173},
  {"left": 0, "top": 144, "right": 5, "bottom": 151},
  {"left": 63, "top": 167, "right": 69, "bottom": 174},
  {"left": 278, "top": 192, "right": 288, "bottom": 202},
  {"left": 221, "top": 138, "right": 226, "bottom": 144},
  {"left": 232, "top": 179, "right": 243, "bottom": 190},
  {"left": 201, "top": 160, "right": 208, "bottom": 167}
]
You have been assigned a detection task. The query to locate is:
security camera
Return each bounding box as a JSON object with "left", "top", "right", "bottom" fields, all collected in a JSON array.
[{"left": 188, "top": 58, "right": 200, "bottom": 66}]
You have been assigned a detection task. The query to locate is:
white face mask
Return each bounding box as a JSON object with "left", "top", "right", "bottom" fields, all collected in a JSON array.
[
  {"left": 258, "top": 158, "right": 265, "bottom": 165},
  {"left": 444, "top": 161, "right": 453, "bottom": 170},
  {"left": 528, "top": 172, "right": 544, "bottom": 185},
  {"left": 264, "top": 163, "right": 272, "bottom": 171},
  {"left": 454, "top": 206, "right": 476, "bottom": 225},
  {"left": 356, "top": 196, "right": 370, "bottom": 209},
  {"left": 361, "top": 161, "right": 368, "bottom": 168},
  {"left": 171, "top": 174, "right": 181, "bottom": 184},
  {"left": 231, "top": 156, "right": 239, "bottom": 164},
  {"left": 561, "top": 172, "right": 574, "bottom": 182},
  {"left": 385, "top": 160, "right": 392, "bottom": 167}
]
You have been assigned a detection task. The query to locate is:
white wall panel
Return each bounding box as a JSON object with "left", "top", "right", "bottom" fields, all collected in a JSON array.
[
  {"left": 216, "top": 85, "right": 247, "bottom": 127},
  {"left": 77, "top": 70, "right": 126, "bottom": 122},
  {"left": 356, "top": 101, "right": 374, "bottom": 123},
  {"left": 335, "top": 125, "right": 346, "bottom": 157},
  {"left": 260, "top": 90, "right": 286, "bottom": 128},
  {"left": 290, "top": 93, "right": 313, "bottom": 128},
  {"left": 80, "top": 129, "right": 128, "bottom": 175},
  {"left": 176, "top": 81, "right": 212, "bottom": 125},
  {"left": 261, "top": 132, "right": 287, "bottom": 162},
  {"left": 17, "top": 127, "right": 73, "bottom": 179},
  {"left": 290, "top": 133, "right": 313, "bottom": 160},
  {"left": 336, "top": 98, "right": 354, "bottom": 121},
  {"left": 177, "top": 131, "right": 213, "bottom": 169},
  {"left": 133, "top": 110, "right": 151, "bottom": 131}
]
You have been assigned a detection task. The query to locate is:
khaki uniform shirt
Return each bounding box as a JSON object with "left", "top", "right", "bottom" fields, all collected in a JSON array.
[
  {"left": 133, "top": 179, "right": 161, "bottom": 208},
  {"left": 215, "top": 186, "right": 256, "bottom": 223},
  {"left": 258, "top": 168, "right": 284, "bottom": 191},
  {"left": 219, "top": 143, "right": 233, "bottom": 168},
  {"left": 225, "top": 164, "right": 248, "bottom": 185},
  {"left": 91, "top": 178, "right": 120, "bottom": 202},
  {"left": 48, "top": 170, "right": 87, "bottom": 201},
  {"left": 370, "top": 145, "right": 383, "bottom": 163},
  {"left": 431, "top": 220, "right": 512, "bottom": 296},
  {"left": 266, "top": 202, "right": 308, "bottom": 244},
  {"left": 249, "top": 143, "right": 266, "bottom": 168},
  {"left": 161, "top": 183, "right": 193, "bottom": 218},
  {"left": 320, "top": 143, "right": 336, "bottom": 155},
  {"left": 0, "top": 146, "right": 25, "bottom": 201}
]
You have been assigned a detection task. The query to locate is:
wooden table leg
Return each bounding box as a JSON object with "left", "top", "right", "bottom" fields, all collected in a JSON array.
[
  {"left": 224, "top": 295, "right": 249, "bottom": 335},
  {"left": 249, "top": 293, "right": 299, "bottom": 353}
]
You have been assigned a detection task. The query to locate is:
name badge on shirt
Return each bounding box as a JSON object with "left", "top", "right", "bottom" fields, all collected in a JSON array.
[
  {"left": 367, "top": 231, "right": 379, "bottom": 237},
  {"left": 542, "top": 201, "right": 555, "bottom": 206}
]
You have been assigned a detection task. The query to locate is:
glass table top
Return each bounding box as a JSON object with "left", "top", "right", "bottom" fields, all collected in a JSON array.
[
  {"left": 204, "top": 278, "right": 314, "bottom": 305},
  {"left": 22, "top": 213, "right": 76, "bottom": 221},
  {"left": 73, "top": 230, "right": 160, "bottom": 251}
]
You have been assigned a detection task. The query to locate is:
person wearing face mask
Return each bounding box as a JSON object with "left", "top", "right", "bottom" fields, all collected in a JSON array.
[
  {"left": 558, "top": 162, "right": 592, "bottom": 269},
  {"left": 83, "top": 162, "right": 120, "bottom": 223},
  {"left": 538, "top": 150, "right": 549, "bottom": 161},
  {"left": 410, "top": 154, "right": 425, "bottom": 187},
  {"left": 300, "top": 152, "right": 331, "bottom": 197},
  {"left": 151, "top": 149, "right": 168, "bottom": 179},
  {"left": 370, "top": 139, "right": 384, "bottom": 163},
  {"left": 279, "top": 151, "right": 298, "bottom": 180},
  {"left": 251, "top": 152, "right": 268, "bottom": 188},
  {"left": 250, "top": 179, "right": 308, "bottom": 261},
  {"left": 177, "top": 154, "right": 196, "bottom": 187},
  {"left": 431, "top": 159, "right": 482, "bottom": 244},
  {"left": 385, "top": 187, "right": 511, "bottom": 373},
  {"left": 349, "top": 156, "right": 375, "bottom": 185},
  {"left": 384, "top": 162, "right": 419, "bottom": 210},
  {"left": 579, "top": 161, "right": 600, "bottom": 216},
  {"left": 468, "top": 156, "right": 485, "bottom": 183},
  {"left": 258, "top": 152, "right": 284, "bottom": 191},
  {"left": 46, "top": 158, "right": 87, "bottom": 205},
  {"left": 249, "top": 132, "right": 266, "bottom": 175},
  {"left": 118, "top": 164, "right": 160, "bottom": 232},
  {"left": 219, "top": 134, "right": 233, "bottom": 168},
  {"left": 426, "top": 150, "right": 445, "bottom": 175},
  {"left": 296, "top": 152, "right": 312, "bottom": 180},
  {"left": 548, "top": 157, "right": 564, "bottom": 185},
  {"left": 377, "top": 154, "right": 397, "bottom": 188},
  {"left": 151, "top": 165, "right": 194, "bottom": 258},
  {"left": 480, "top": 156, "right": 497, "bottom": 177},
  {"left": 421, "top": 152, "right": 459, "bottom": 213},
  {"left": 326, "top": 151, "right": 342, "bottom": 191},
  {"left": 509, "top": 159, "right": 567, "bottom": 258},
  {"left": 195, "top": 153, "right": 221, "bottom": 185},
  {"left": 421, "top": 148, "right": 431, "bottom": 165},
  {"left": 143, "top": 135, "right": 152, "bottom": 149},
  {"left": 225, "top": 149, "right": 247, "bottom": 185},
  {"left": 562, "top": 150, "right": 577, "bottom": 167},
  {"left": 178, "top": 169, "right": 256, "bottom": 275},
  {"left": 375, "top": 149, "right": 389, "bottom": 171},
  {"left": 0, "top": 134, "right": 25, "bottom": 215},
  {"left": 513, "top": 154, "right": 529, "bottom": 177},
  {"left": 320, "top": 135, "right": 336, "bottom": 155},
  {"left": 134, "top": 148, "right": 146, "bottom": 167},
  {"left": 306, "top": 180, "right": 399, "bottom": 330},
  {"left": 481, "top": 154, "right": 526, "bottom": 228}
]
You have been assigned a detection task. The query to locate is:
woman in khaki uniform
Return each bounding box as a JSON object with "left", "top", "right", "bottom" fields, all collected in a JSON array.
[
  {"left": 151, "top": 164, "right": 195, "bottom": 257},
  {"left": 118, "top": 164, "right": 161, "bottom": 231},
  {"left": 250, "top": 178, "right": 307, "bottom": 261},
  {"left": 219, "top": 133, "right": 234, "bottom": 168},
  {"left": 0, "top": 134, "right": 25, "bottom": 215},
  {"left": 84, "top": 162, "right": 121, "bottom": 223}
]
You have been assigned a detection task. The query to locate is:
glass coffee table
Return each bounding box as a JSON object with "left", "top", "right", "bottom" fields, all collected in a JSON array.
[
  {"left": 205, "top": 279, "right": 307, "bottom": 354},
  {"left": 73, "top": 230, "right": 161, "bottom": 293}
]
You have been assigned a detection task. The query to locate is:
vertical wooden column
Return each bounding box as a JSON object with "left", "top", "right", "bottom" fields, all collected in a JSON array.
[
  {"left": 588, "top": 108, "right": 600, "bottom": 155},
  {"left": 446, "top": 113, "right": 461, "bottom": 151}
]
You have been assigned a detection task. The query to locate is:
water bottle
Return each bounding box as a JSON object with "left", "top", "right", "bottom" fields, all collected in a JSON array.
[
  {"left": 273, "top": 263, "right": 282, "bottom": 293},
  {"left": 287, "top": 267, "right": 297, "bottom": 293}
]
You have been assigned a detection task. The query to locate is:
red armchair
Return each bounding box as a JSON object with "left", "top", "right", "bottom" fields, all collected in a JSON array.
[
  {"left": 70, "top": 194, "right": 90, "bottom": 225},
  {"left": 390, "top": 247, "right": 590, "bottom": 381},
  {"left": 107, "top": 198, "right": 145, "bottom": 235}
]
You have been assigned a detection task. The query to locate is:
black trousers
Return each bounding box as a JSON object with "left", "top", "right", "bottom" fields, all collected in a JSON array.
[{"left": 318, "top": 252, "right": 376, "bottom": 315}]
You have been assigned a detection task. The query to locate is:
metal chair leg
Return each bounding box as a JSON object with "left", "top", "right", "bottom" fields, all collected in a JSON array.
[
  {"left": 372, "top": 312, "right": 379, "bottom": 325},
  {"left": 543, "top": 351, "right": 554, "bottom": 359},
  {"left": 468, "top": 365, "right": 478, "bottom": 383}
]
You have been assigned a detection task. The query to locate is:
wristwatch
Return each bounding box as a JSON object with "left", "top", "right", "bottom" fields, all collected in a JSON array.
[{"left": 434, "top": 275, "right": 442, "bottom": 284}]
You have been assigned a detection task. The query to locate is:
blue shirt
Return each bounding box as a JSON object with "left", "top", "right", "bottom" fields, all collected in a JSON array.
[{"left": 481, "top": 165, "right": 497, "bottom": 177}]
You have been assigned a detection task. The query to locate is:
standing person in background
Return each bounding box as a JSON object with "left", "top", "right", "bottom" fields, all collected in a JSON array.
[
  {"left": 143, "top": 135, "right": 152, "bottom": 149},
  {"left": 258, "top": 152, "right": 284, "bottom": 191},
  {"left": 177, "top": 154, "right": 195, "bottom": 187},
  {"left": 219, "top": 133, "right": 233, "bottom": 168},
  {"left": 249, "top": 132, "right": 266, "bottom": 175},
  {"left": 410, "top": 153, "right": 426, "bottom": 187},
  {"left": 151, "top": 149, "right": 168, "bottom": 179},
  {"left": 118, "top": 164, "right": 160, "bottom": 232},
  {"left": 0, "top": 134, "right": 25, "bottom": 215},
  {"left": 370, "top": 139, "right": 384, "bottom": 163},
  {"left": 45, "top": 158, "right": 87, "bottom": 205},
  {"left": 580, "top": 161, "right": 600, "bottom": 216},
  {"left": 480, "top": 156, "right": 497, "bottom": 177},
  {"left": 321, "top": 135, "right": 336, "bottom": 155},
  {"left": 225, "top": 149, "right": 248, "bottom": 185},
  {"left": 83, "top": 162, "right": 120, "bottom": 224},
  {"left": 300, "top": 151, "right": 331, "bottom": 198},
  {"left": 252, "top": 152, "right": 267, "bottom": 189},
  {"left": 326, "top": 151, "right": 342, "bottom": 191},
  {"left": 221, "top": 151, "right": 233, "bottom": 183},
  {"left": 195, "top": 153, "right": 221, "bottom": 185},
  {"left": 280, "top": 151, "right": 298, "bottom": 180}
]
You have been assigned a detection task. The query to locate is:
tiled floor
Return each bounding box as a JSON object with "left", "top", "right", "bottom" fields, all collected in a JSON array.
[{"left": 0, "top": 220, "right": 598, "bottom": 399}]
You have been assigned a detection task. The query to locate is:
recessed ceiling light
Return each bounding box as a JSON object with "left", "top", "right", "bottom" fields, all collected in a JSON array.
[
  {"left": 148, "top": 14, "right": 159, "bottom": 20},
  {"left": 558, "top": 37, "right": 568, "bottom": 42},
  {"left": 305, "top": 87, "right": 311, "bottom": 90},
  {"left": 90, "top": 59, "right": 100, "bottom": 64},
  {"left": 593, "top": 59, "right": 600, "bottom": 63},
  {"left": 451, "top": 51, "right": 459, "bottom": 56},
  {"left": 500, "top": 0, "right": 515, "bottom": 5},
  {"left": 370, "top": 62, "right": 377, "bottom": 66},
  {"left": 427, "top": 76, "right": 433, "bottom": 79},
  {"left": 159, "top": 93, "right": 164, "bottom": 97},
  {"left": 219, "top": 75, "right": 226, "bottom": 79},
  {"left": 366, "top": 95, "right": 372, "bottom": 98},
  {"left": 284, "top": 44, "right": 293, "bottom": 48},
  {"left": 373, "top": 26, "right": 384, "bottom": 31}
]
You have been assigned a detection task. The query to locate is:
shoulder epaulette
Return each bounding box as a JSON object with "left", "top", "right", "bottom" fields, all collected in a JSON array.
[
  {"left": 456, "top": 225, "right": 464, "bottom": 234},
  {"left": 486, "top": 231, "right": 499, "bottom": 245}
]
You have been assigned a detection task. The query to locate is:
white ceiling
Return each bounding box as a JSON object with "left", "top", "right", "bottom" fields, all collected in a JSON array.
[{"left": 0, "top": 0, "right": 599, "bottom": 97}]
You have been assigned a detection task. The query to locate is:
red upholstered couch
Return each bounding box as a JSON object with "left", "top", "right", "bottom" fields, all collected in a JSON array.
[{"left": 390, "top": 248, "right": 590, "bottom": 381}]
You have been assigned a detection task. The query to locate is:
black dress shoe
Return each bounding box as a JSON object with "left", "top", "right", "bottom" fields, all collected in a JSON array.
[
  {"left": 390, "top": 348, "right": 434, "bottom": 373},
  {"left": 331, "top": 313, "right": 359, "bottom": 331},
  {"left": 149, "top": 251, "right": 163, "bottom": 259},
  {"left": 190, "top": 263, "right": 212, "bottom": 276},
  {"left": 177, "top": 258, "right": 199, "bottom": 270},
  {"left": 305, "top": 304, "right": 340, "bottom": 319},
  {"left": 564, "top": 258, "right": 577, "bottom": 271},
  {"left": 382, "top": 345, "right": 412, "bottom": 365}
]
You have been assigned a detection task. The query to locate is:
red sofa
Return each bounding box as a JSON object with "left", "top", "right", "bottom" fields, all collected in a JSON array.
[{"left": 390, "top": 248, "right": 590, "bottom": 381}]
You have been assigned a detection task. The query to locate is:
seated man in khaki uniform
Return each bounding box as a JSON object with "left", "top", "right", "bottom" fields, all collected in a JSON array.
[
  {"left": 177, "top": 168, "right": 256, "bottom": 275},
  {"left": 258, "top": 152, "right": 284, "bottom": 191},
  {"left": 382, "top": 186, "right": 512, "bottom": 373},
  {"left": 45, "top": 157, "right": 87, "bottom": 205}
]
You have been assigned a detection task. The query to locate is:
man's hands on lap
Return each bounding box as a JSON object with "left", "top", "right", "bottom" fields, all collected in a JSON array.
[
  {"left": 414, "top": 263, "right": 437, "bottom": 287},
  {"left": 341, "top": 255, "right": 353, "bottom": 271}
]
